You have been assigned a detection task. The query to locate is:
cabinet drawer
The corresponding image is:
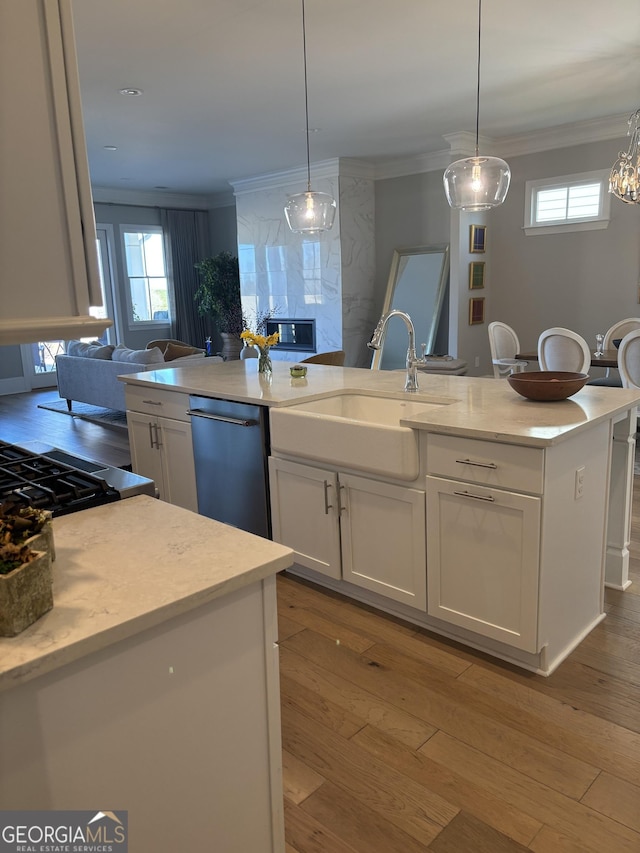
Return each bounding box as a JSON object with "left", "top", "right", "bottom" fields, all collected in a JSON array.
[
  {"left": 125, "top": 385, "right": 190, "bottom": 421},
  {"left": 426, "top": 433, "right": 544, "bottom": 494}
]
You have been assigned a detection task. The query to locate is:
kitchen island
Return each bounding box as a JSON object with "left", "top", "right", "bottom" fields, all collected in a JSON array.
[
  {"left": 121, "top": 360, "right": 640, "bottom": 674},
  {"left": 0, "top": 495, "right": 293, "bottom": 853}
]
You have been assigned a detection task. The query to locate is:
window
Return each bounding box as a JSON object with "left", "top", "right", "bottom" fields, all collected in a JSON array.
[
  {"left": 524, "top": 170, "right": 611, "bottom": 235},
  {"left": 121, "top": 227, "right": 170, "bottom": 324}
]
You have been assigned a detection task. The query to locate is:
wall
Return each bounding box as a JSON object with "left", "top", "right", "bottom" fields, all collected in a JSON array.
[
  {"left": 0, "top": 346, "right": 27, "bottom": 394},
  {"left": 489, "top": 138, "right": 640, "bottom": 364},
  {"left": 208, "top": 203, "right": 238, "bottom": 254},
  {"left": 371, "top": 137, "right": 640, "bottom": 377},
  {"left": 374, "top": 171, "right": 452, "bottom": 361}
]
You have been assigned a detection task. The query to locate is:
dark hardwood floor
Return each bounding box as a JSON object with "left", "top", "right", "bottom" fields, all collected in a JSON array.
[
  {"left": 0, "top": 387, "right": 130, "bottom": 468},
  {"left": 2, "top": 388, "right": 639, "bottom": 850}
]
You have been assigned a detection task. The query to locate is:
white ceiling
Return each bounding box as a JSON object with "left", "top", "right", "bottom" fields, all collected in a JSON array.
[{"left": 70, "top": 0, "right": 640, "bottom": 200}]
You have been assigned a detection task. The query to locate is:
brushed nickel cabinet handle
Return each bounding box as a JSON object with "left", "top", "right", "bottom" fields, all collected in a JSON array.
[
  {"left": 455, "top": 457, "right": 498, "bottom": 470},
  {"left": 339, "top": 483, "right": 347, "bottom": 514},
  {"left": 453, "top": 490, "right": 496, "bottom": 502},
  {"left": 323, "top": 480, "right": 333, "bottom": 515}
]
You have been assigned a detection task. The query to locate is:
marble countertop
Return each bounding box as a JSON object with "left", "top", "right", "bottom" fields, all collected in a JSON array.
[
  {"left": 121, "top": 360, "right": 640, "bottom": 447},
  {"left": 0, "top": 496, "right": 293, "bottom": 691}
]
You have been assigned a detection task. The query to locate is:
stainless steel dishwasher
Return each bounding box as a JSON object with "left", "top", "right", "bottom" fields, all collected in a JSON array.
[{"left": 188, "top": 396, "right": 271, "bottom": 538}]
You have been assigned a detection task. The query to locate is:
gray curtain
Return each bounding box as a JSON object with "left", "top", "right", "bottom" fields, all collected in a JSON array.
[{"left": 160, "top": 208, "right": 213, "bottom": 348}]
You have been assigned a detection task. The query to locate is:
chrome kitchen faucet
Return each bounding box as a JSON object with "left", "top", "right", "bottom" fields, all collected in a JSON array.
[{"left": 368, "top": 309, "right": 425, "bottom": 392}]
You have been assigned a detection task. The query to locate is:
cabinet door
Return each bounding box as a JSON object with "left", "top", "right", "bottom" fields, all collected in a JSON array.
[
  {"left": 158, "top": 417, "right": 198, "bottom": 512},
  {"left": 340, "top": 474, "right": 427, "bottom": 610},
  {"left": 426, "top": 475, "right": 541, "bottom": 652},
  {"left": 0, "top": 1, "right": 106, "bottom": 345},
  {"left": 127, "top": 411, "right": 165, "bottom": 497},
  {"left": 268, "top": 458, "right": 341, "bottom": 579}
]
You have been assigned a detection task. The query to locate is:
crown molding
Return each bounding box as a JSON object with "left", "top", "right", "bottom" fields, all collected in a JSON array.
[
  {"left": 230, "top": 160, "right": 339, "bottom": 195},
  {"left": 375, "top": 113, "right": 630, "bottom": 181},
  {"left": 91, "top": 186, "right": 216, "bottom": 209},
  {"left": 497, "top": 113, "right": 629, "bottom": 157},
  {"left": 230, "top": 158, "right": 375, "bottom": 195}
]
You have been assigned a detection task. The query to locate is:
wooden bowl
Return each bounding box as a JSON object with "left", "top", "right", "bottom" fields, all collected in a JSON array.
[{"left": 507, "top": 371, "right": 589, "bottom": 401}]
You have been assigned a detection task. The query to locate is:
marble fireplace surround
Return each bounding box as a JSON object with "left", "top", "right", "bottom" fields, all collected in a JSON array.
[{"left": 232, "top": 159, "right": 376, "bottom": 368}]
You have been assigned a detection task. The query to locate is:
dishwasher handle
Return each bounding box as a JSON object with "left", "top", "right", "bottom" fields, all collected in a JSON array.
[{"left": 187, "top": 408, "right": 259, "bottom": 427}]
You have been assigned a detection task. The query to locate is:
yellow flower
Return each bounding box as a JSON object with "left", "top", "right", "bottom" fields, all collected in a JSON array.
[{"left": 241, "top": 330, "right": 279, "bottom": 349}]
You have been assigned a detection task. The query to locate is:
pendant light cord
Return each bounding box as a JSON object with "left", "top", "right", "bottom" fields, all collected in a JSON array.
[
  {"left": 301, "top": 0, "right": 312, "bottom": 192},
  {"left": 475, "top": 0, "right": 482, "bottom": 158}
]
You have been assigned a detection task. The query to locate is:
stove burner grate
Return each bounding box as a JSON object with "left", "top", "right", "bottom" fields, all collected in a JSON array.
[{"left": 0, "top": 440, "right": 121, "bottom": 516}]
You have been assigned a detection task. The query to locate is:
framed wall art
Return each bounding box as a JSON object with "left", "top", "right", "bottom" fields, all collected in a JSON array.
[
  {"left": 469, "top": 296, "right": 485, "bottom": 325},
  {"left": 469, "top": 261, "right": 485, "bottom": 289},
  {"left": 469, "top": 224, "right": 486, "bottom": 254}
]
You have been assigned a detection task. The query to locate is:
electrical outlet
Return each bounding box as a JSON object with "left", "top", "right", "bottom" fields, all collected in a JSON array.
[
  {"left": 475, "top": 356, "right": 480, "bottom": 368},
  {"left": 575, "top": 466, "right": 585, "bottom": 500}
]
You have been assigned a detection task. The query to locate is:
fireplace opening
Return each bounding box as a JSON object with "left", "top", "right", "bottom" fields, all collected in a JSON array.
[{"left": 266, "top": 319, "right": 315, "bottom": 352}]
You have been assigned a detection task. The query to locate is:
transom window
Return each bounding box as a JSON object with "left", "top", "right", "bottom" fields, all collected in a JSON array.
[
  {"left": 524, "top": 170, "right": 610, "bottom": 235},
  {"left": 121, "top": 227, "right": 170, "bottom": 324}
]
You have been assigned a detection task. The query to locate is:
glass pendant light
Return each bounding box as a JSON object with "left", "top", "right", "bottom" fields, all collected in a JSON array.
[
  {"left": 609, "top": 109, "right": 640, "bottom": 204},
  {"left": 443, "top": 0, "right": 510, "bottom": 211},
  {"left": 284, "top": 0, "right": 336, "bottom": 234}
]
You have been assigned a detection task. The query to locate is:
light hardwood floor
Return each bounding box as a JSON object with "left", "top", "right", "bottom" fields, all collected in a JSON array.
[
  {"left": 2, "top": 390, "right": 639, "bottom": 850},
  {"left": 278, "top": 493, "right": 640, "bottom": 852}
]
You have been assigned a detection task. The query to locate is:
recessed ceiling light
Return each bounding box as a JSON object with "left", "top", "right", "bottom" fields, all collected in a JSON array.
[
  {"left": 103, "top": 145, "right": 117, "bottom": 151},
  {"left": 119, "top": 88, "right": 143, "bottom": 96}
]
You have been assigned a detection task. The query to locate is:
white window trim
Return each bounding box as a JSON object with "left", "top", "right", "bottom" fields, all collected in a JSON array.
[{"left": 524, "top": 169, "right": 611, "bottom": 236}]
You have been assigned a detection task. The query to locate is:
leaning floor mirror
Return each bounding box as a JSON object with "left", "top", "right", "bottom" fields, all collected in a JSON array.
[{"left": 371, "top": 244, "right": 450, "bottom": 370}]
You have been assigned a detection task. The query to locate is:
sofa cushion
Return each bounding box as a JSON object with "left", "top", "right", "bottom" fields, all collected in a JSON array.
[
  {"left": 66, "top": 340, "right": 115, "bottom": 359},
  {"left": 162, "top": 342, "right": 205, "bottom": 361},
  {"left": 113, "top": 345, "right": 164, "bottom": 364}
]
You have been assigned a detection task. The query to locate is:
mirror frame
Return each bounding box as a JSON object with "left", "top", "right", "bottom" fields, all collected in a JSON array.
[{"left": 370, "top": 243, "right": 450, "bottom": 370}]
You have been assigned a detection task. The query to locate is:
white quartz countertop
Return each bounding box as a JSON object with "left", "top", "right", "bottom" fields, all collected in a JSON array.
[
  {"left": 0, "top": 496, "right": 293, "bottom": 691},
  {"left": 121, "top": 360, "right": 640, "bottom": 447}
]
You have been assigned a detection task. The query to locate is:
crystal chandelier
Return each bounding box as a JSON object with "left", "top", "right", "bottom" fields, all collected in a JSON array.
[
  {"left": 609, "top": 109, "right": 640, "bottom": 204},
  {"left": 284, "top": 0, "right": 336, "bottom": 234},
  {"left": 443, "top": 0, "right": 510, "bottom": 211}
]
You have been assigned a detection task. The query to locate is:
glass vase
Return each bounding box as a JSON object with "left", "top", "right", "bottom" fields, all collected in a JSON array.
[{"left": 258, "top": 349, "right": 272, "bottom": 375}]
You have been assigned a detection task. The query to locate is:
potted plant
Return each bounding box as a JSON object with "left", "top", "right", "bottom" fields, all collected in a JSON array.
[
  {"left": 194, "top": 252, "right": 245, "bottom": 360},
  {"left": 0, "top": 503, "right": 54, "bottom": 637}
]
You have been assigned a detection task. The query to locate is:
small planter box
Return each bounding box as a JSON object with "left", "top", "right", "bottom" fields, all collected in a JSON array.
[
  {"left": 25, "top": 520, "right": 56, "bottom": 563},
  {"left": 0, "top": 549, "right": 53, "bottom": 637}
]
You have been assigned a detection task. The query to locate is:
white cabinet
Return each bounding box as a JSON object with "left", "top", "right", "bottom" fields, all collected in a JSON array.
[
  {"left": 268, "top": 457, "right": 341, "bottom": 579},
  {"left": 0, "top": 1, "right": 109, "bottom": 345},
  {"left": 269, "top": 457, "right": 426, "bottom": 610},
  {"left": 126, "top": 387, "right": 197, "bottom": 511},
  {"left": 426, "top": 475, "right": 541, "bottom": 652},
  {"left": 426, "top": 433, "right": 543, "bottom": 652},
  {"left": 1, "top": 569, "right": 285, "bottom": 853},
  {"left": 424, "top": 428, "right": 614, "bottom": 666}
]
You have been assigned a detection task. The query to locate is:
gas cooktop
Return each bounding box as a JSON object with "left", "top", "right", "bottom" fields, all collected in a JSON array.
[{"left": 0, "top": 441, "right": 154, "bottom": 516}]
